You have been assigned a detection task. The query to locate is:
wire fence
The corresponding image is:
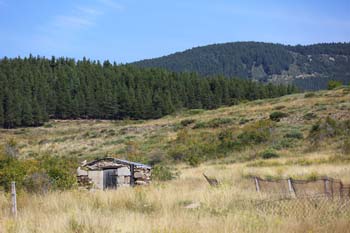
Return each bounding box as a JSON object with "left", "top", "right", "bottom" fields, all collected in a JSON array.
[
  {"left": 251, "top": 176, "right": 350, "bottom": 219},
  {"left": 253, "top": 176, "right": 350, "bottom": 199},
  {"left": 255, "top": 195, "right": 350, "bottom": 220}
]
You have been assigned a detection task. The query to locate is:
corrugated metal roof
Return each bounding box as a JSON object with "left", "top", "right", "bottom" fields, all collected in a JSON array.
[{"left": 113, "top": 158, "right": 152, "bottom": 169}]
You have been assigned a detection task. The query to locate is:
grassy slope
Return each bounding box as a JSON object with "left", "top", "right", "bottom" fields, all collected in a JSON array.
[
  {"left": 1, "top": 87, "right": 350, "bottom": 233},
  {"left": 1, "top": 87, "right": 349, "bottom": 163}
]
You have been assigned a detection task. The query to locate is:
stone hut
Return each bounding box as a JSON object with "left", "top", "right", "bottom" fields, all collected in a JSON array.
[{"left": 77, "top": 157, "right": 151, "bottom": 190}]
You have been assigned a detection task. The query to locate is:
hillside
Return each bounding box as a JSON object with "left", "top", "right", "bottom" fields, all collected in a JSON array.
[
  {"left": 133, "top": 42, "right": 350, "bottom": 90},
  {"left": 1, "top": 87, "right": 350, "bottom": 232},
  {"left": 1, "top": 87, "right": 349, "bottom": 165}
]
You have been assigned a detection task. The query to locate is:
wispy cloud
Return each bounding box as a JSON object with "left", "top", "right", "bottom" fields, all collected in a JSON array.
[
  {"left": 53, "top": 5, "right": 103, "bottom": 29},
  {"left": 32, "top": 1, "right": 124, "bottom": 55},
  {"left": 98, "top": 0, "right": 124, "bottom": 11}
]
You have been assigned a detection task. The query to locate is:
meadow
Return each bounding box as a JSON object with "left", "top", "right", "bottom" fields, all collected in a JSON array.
[{"left": 0, "top": 87, "right": 350, "bottom": 232}]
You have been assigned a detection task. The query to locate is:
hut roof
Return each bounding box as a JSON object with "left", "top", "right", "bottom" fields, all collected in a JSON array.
[{"left": 83, "top": 157, "right": 151, "bottom": 170}]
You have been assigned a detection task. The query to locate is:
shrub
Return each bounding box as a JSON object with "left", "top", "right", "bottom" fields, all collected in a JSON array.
[
  {"left": 192, "top": 118, "right": 233, "bottom": 129},
  {"left": 151, "top": 165, "right": 177, "bottom": 181},
  {"left": 186, "top": 109, "right": 204, "bottom": 115},
  {"left": 23, "top": 172, "right": 51, "bottom": 194},
  {"left": 342, "top": 139, "right": 350, "bottom": 155},
  {"left": 238, "top": 120, "right": 274, "bottom": 145},
  {"left": 272, "top": 138, "right": 297, "bottom": 150},
  {"left": 206, "top": 118, "right": 233, "bottom": 128},
  {"left": 284, "top": 130, "right": 303, "bottom": 139},
  {"left": 239, "top": 118, "right": 249, "bottom": 125},
  {"left": 180, "top": 119, "right": 196, "bottom": 127},
  {"left": 192, "top": 121, "right": 207, "bottom": 129},
  {"left": 304, "top": 92, "right": 316, "bottom": 98},
  {"left": 328, "top": 80, "right": 342, "bottom": 90},
  {"left": 269, "top": 111, "right": 288, "bottom": 122},
  {"left": 260, "top": 149, "right": 280, "bottom": 159},
  {"left": 39, "top": 156, "right": 78, "bottom": 190},
  {"left": 308, "top": 117, "right": 344, "bottom": 145},
  {"left": 274, "top": 105, "right": 286, "bottom": 110},
  {"left": 303, "top": 112, "right": 317, "bottom": 120},
  {"left": 186, "top": 154, "right": 201, "bottom": 167}
]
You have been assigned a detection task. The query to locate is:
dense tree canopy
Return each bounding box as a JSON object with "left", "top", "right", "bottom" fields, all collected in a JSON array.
[
  {"left": 133, "top": 42, "right": 350, "bottom": 90},
  {"left": 0, "top": 56, "right": 297, "bottom": 128}
]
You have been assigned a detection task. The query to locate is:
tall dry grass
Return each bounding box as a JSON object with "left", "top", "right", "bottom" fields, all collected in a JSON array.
[{"left": 1, "top": 163, "right": 350, "bottom": 233}]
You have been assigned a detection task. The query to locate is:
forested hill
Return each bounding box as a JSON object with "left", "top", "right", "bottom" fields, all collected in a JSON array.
[
  {"left": 132, "top": 42, "right": 350, "bottom": 90},
  {"left": 0, "top": 56, "right": 296, "bottom": 128}
]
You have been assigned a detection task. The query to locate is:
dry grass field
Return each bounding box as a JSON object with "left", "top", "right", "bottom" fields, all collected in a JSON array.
[
  {"left": 0, "top": 87, "right": 350, "bottom": 233},
  {"left": 1, "top": 163, "right": 350, "bottom": 233}
]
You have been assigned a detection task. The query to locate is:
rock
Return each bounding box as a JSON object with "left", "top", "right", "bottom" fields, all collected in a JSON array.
[{"left": 184, "top": 202, "right": 201, "bottom": 209}]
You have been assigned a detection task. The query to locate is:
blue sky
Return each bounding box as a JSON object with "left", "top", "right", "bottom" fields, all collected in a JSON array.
[{"left": 0, "top": 0, "right": 349, "bottom": 63}]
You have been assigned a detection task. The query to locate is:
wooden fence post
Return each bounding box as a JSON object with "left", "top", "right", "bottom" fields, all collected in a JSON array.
[
  {"left": 11, "top": 181, "right": 17, "bottom": 218},
  {"left": 130, "top": 164, "right": 135, "bottom": 187},
  {"left": 288, "top": 178, "right": 296, "bottom": 198},
  {"left": 254, "top": 177, "right": 260, "bottom": 192}
]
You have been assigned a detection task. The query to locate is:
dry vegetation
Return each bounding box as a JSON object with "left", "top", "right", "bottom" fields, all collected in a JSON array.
[
  {"left": 0, "top": 87, "right": 350, "bottom": 232},
  {"left": 1, "top": 163, "right": 350, "bottom": 233}
]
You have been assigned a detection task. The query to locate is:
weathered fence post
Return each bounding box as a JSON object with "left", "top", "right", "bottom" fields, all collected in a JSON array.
[
  {"left": 288, "top": 178, "right": 296, "bottom": 198},
  {"left": 11, "top": 181, "right": 17, "bottom": 218},
  {"left": 130, "top": 164, "right": 135, "bottom": 187},
  {"left": 254, "top": 177, "right": 260, "bottom": 192},
  {"left": 324, "top": 177, "right": 331, "bottom": 197}
]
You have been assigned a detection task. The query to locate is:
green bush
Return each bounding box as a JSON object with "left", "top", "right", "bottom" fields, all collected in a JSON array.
[
  {"left": 308, "top": 117, "right": 345, "bottom": 145},
  {"left": 180, "top": 119, "right": 196, "bottom": 127},
  {"left": 269, "top": 111, "right": 288, "bottom": 122},
  {"left": 303, "top": 112, "right": 317, "bottom": 120},
  {"left": 284, "top": 130, "right": 303, "bottom": 139},
  {"left": 23, "top": 172, "right": 51, "bottom": 194},
  {"left": 192, "top": 121, "right": 207, "bottom": 129},
  {"left": 328, "top": 80, "right": 342, "bottom": 90},
  {"left": 272, "top": 138, "right": 297, "bottom": 150},
  {"left": 260, "top": 149, "right": 280, "bottom": 159},
  {"left": 342, "top": 139, "right": 350, "bottom": 155},
  {"left": 192, "top": 118, "right": 233, "bottom": 129},
  {"left": 151, "top": 165, "right": 177, "bottom": 181},
  {"left": 238, "top": 120, "right": 274, "bottom": 145},
  {"left": 274, "top": 105, "right": 286, "bottom": 110},
  {"left": 304, "top": 92, "right": 316, "bottom": 98},
  {"left": 239, "top": 118, "right": 249, "bottom": 125},
  {"left": 0, "top": 151, "right": 77, "bottom": 192}
]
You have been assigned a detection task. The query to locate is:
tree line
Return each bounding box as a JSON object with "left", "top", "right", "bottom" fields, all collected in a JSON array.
[
  {"left": 0, "top": 56, "right": 297, "bottom": 128},
  {"left": 133, "top": 42, "right": 350, "bottom": 90}
]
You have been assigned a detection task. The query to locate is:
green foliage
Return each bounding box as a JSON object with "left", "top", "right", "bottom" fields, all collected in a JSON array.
[
  {"left": 180, "top": 119, "right": 196, "bottom": 127},
  {"left": 260, "top": 149, "right": 280, "bottom": 159},
  {"left": 271, "top": 138, "right": 298, "bottom": 150},
  {"left": 308, "top": 117, "right": 347, "bottom": 146},
  {"left": 193, "top": 118, "right": 233, "bottom": 129},
  {"left": 274, "top": 105, "right": 286, "bottom": 110},
  {"left": 168, "top": 130, "right": 219, "bottom": 166},
  {"left": 269, "top": 111, "right": 288, "bottom": 122},
  {"left": 0, "top": 56, "right": 295, "bottom": 128},
  {"left": 134, "top": 41, "right": 350, "bottom": 90},
  {"left": 238, "top": 120, "right": 274, "bottom": 145},
  {"left": 0, "top": 144, "right": 77, "bottom": 192},
  {"left": 303, "top": 112, "right": 317, "bottom": 120},
  {"left": 342, "top": 139, "right": 350, "bottom": 155},
  {"left": 304, "top": 92, "right": 316, "bottom": 98},
  {"left": 284, "top": 130, "right": 303, "bottom": 139},
  {"left": 151, "top": 165, "right": 177, "bottom": 181},
  {"left": 328, "top": 80, "right": 343, "bottom": 90}
]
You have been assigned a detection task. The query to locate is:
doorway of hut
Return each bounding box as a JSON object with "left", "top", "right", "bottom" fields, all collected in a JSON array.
[{"left": 103, "top": 169, "right": 117, "bottom": 189}]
